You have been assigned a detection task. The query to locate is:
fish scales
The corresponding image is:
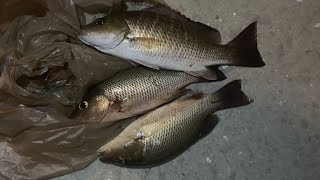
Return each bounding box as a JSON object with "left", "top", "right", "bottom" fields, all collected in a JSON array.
[
  {"left": 121, "top": 12, "right": 230, "bottom": 66},
  {"left": 97, "top": 80, "right": 252, "bottom": 166},
  {"left": 98, "top": 67, "right": 195, "bottom": 105},
  {"left": 141, "top": 97, "right": 212, "bottom": 163},
  {"left": 71, "top": 67, "right": 215, "bottom": 123},
  {"left": 78, "top": 7, "right": 264, "bottom": 80}
]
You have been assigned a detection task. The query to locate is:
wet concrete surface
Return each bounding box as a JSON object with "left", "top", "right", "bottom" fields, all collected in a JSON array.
[{"left": 59, "top": 0, "right": 320, "bottom": 179}]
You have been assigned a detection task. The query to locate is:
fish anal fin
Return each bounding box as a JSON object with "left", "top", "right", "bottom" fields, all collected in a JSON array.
[
  {"left": 190, "top": 93, "right": 204, "bottom": 100},
  {"left": 199, "top": 114, "right": 220, "bottom": 138},
  {"left": 133, "top": 60, "right": 160, "bottom": 70},
  {"left": 157, "top": 88, "right": 191, "bottom": 106},
  {"left": 170, "top": 88, "right": 191, "bottom": 100},
  {"left": 186, "top": 67, "right": 226, "bottom": 81}
]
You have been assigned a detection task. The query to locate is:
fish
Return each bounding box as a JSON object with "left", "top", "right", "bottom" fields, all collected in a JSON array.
[
  {"left": 71, "top": 67, "right": 226, "bottom": 123},
  {"left": 97, "top": 80, "right": 252, "bottom": 166},
  {"left": 78, "top": 5, "right": 265, "bottom": 80}
]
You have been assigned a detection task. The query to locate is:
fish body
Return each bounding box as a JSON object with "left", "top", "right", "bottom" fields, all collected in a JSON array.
[
  {"left": 98, "top": 80, "right": 252, "bottom": 166},
  {"left": 72, "top": 67, "right": 224, "bottom": 123},
  {"left": 78, "top": 8, "right": 265, "bottom": 80}
]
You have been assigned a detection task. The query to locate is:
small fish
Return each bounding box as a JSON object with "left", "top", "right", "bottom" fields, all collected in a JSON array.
[
  {"left": 78, "top": 6, "right": 265, "bottom": 80},
  {"left": 97, "top": 80, "right": 252, "bottom": 166},
  {"left": 71, "top": 67, "right": 225, "bottom": 123}
]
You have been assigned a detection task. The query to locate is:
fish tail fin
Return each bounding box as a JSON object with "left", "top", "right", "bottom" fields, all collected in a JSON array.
[
  {"left": 186, "top": 66, "right": 227, "bottom": 81},
  {"left": 227, "top": 22, "right": 265, "bottom": 67},
  {"left": 211, "top": 80, "right": 252, "bottom": 111}
]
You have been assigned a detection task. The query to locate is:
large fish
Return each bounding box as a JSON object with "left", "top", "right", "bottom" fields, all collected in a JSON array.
[
  {"left": 98, "top": 80, "right": 252, "bottom": 166},
  {"left": 78, "top": 6, "right": 265, "bottom": 80},
  {"left": 71, "top": 67, "right": 225, "bottom": 123}
]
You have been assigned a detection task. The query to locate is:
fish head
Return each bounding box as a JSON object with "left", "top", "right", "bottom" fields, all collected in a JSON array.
[
  {"left": 71, "top": 94, "right": 111, "bottom": 122},
  {"left": 98, "top": 135, "right": 144, "bottom": 166},
  {"left": 78, "top": 14, "right": 129, "bottom": 49}
]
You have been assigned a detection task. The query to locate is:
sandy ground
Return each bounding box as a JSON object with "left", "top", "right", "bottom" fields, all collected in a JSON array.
[{"left": 58, "top": 0, "right": 320, "bottom": 179}]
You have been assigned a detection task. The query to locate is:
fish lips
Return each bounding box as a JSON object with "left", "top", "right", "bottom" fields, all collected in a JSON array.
[
  {"left": 77, "top": 31, "right": 96, "bottom": 46},
  {"left": 77, "top": 31, "right": 115, "bottom": 50},
  {"left": 98, "top": 140, "right": 145, "bottom": 166}
]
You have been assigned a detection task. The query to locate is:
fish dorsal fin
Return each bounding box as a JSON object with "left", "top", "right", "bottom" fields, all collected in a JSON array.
[{"left": 143, "top": 4, "right": 222, "bottom": 44}]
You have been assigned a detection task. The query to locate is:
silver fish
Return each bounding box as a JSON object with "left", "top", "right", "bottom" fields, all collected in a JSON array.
[
  {"left": 78, "top": 6, "right": 265, "bottom": 80},
  {"left": 71, "top": 67, "right": 225, "bottom": 123},
  {"left": 98, "top": 80, "right": 252, "bottom": 166}
]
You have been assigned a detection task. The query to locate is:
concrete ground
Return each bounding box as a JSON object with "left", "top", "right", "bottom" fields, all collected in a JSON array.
[{"left": 59, "top": 0, "right": 320, "bottom": 179}]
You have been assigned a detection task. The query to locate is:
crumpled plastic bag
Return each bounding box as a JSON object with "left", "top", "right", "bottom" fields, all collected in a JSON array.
[
  {"left": 0, "top": 102, "right": 136, "bottom": 179},
  {"left": 0, "top": 0, "right": 165, "bottom": 179},
  {"left": 0, "top": 0, "right": 172, "bottom": 179},
  {"left": 0, "top": 42, "right": 132, "bottom": 115}
]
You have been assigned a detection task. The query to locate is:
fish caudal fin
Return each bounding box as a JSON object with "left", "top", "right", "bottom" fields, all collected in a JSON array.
[
  {"left": 186, "top": 66, "right": 226, "bottom": 81},
  {"left": 227, "top": 22, "right": 265, "bottom": 67},
  {"left": 211, "top": 80, "right": 252, "bottom": 111}
]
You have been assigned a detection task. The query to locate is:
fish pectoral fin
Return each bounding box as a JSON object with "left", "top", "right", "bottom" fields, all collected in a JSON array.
[
  {"left": 132, "top": 60, "right": 160, "bottom": 70},
  {"left": 128, "top": 60, "right": 140, "bottom": 66},
  {"left": 186, "top": 67, "right": 226, "bottom": 81},
  {"left": 100, "top": 30, "right": 128, "bottom": 49},
  {"left": 143, "top": 4, "right": 221, "bottom": 44}
]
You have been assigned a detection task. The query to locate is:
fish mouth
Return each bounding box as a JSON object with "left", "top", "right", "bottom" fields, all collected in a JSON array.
[
  {"left": 77, "top": 32, "right": 91, "bottom": 44},
  {"left": 77, "top": 31, "right": 103, "bottom": 47},
  {"left": 70, "top": 25, "right": 85, "bottom": 35},
  {"left": 97, "top": 147, "right": 113, "bottom": 163},
  {"left": 97, "top": 143, "right": 111, "bottom": 155},
  {"left": 75, "top": 30, "right": 86, "bottom": 37},
  {"left": 76, "top": 30, "right": 89, "bottom": 41}
]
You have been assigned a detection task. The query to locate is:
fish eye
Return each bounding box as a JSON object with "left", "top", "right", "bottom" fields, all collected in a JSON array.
[
  {"left": 96, "top": 19, "right": 104, "bottom": 25},
  {"left": 115, "top": 158, "right": 125, "bottom": 164},
  {"left": 79, "top": 101, "right": 89, "bottom": 110}
]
